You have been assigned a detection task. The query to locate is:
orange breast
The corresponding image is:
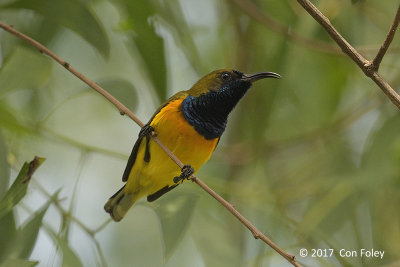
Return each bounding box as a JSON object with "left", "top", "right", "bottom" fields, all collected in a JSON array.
[
  {"left": 125, "top": 98, "right": 219, "bottom": 197},
  {"left": 150, "top": 99, "right": 219, "bottom": 170}
]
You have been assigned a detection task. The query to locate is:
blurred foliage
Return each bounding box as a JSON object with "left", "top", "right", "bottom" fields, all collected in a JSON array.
[
  {"left": 0, "top": 157, "right": 45, "bottom": 220},
  {"left": 113, "top": 0, "right": 167, "bottom": 102},
  {"left": 1, "top": 0, "right": 110, "bottom": 57},
  {"left": 47, "top": 227, "right": 84, "bottom": 267},
  {"left": 0, "top": 157, "right": 46, "bottom": 265},
  {"left": 0, "top": 0, "right": 400, "bottom": 266},
  {"left": 0, "top": 131, "right": 9, "bottom": 197},
  {"left": 152, "top": 192, "right": 198, "bottom": 261}
]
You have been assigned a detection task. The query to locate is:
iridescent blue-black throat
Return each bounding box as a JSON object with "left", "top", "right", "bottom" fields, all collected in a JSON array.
[{"left": 182, "top": 80, "right": 251, "bottom": 139}]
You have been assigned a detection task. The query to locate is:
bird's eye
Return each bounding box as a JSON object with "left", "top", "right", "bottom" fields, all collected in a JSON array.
[{"left": 221, "top": 72, "right": 232, "bottom": 81}]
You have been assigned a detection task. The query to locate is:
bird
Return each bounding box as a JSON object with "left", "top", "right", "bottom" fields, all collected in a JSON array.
[{"left": 104, "top": 68, "right": 280, "bottom": 221}]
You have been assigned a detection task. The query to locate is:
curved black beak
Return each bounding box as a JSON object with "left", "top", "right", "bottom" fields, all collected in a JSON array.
[{"left": 241, "top": 72, "right": 281, "bottom": 83}]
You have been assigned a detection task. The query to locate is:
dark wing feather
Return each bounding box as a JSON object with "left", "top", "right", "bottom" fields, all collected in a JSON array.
[
  {"left": 122, "top": 136, "right": 144, "bottom": 182},
  {"left": 147, "top": 184, "right": 178, "bottom": 202}
]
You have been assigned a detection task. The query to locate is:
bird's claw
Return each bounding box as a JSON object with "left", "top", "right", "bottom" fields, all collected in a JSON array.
[
  {"left": 173, "top": 165, "right": 194, "bottom": 183},
  {"left": 139, "top": 124, "right": 156, "bottom": 138},
  {"left": 139, "top": 124, "right": 156, "bottom": 162}
]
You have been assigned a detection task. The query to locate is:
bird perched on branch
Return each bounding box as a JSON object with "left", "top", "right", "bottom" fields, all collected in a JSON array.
[{"left": 104, "top": 69, "right": 280, "bottom": 221}]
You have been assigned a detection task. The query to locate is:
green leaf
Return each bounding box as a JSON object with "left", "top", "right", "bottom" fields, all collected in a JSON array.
[
  {"left": 191, "top": 205, "right": 241, "bottom": 267},
  {"left": 156, "top": 0, "right": 204, "bottom": 74},
  {"left": 2, "top": 0, "right": 110, "bottom": 57},
  {"left": 0, "top": 131, "right": 10, "bottom": 199},
  {"left": 0, "top": 188, "right": 54, "bottom": 263},
  {"left": 0, "top": 104, "right": 33, "bottom": 134},
  {"left": 116, "top": 0, "right": 167, "bottom": 102},
  {"left": 59, "top": 240, "right": 83, "bottom": 267},
  {"left": 0, "top": 212, "right": 17, "bottom": 263},
  {"left": 153, "top": 192, "right": 198, "bottom": 261},
  {"left": 13, "top": 193, "right": 55, "bottom": 259},
  {"left": 97, "top": 79, "right": 138, "bottom": 112},
  {"left": 47, "top": 229, "right": 83, "bottom": 267},
  {"left": 0, "top": 46, "right": 51, "bottom": 97},
  {"left": 361, "top": 115, "right": 400, "bottom": 179},
  {"left": 296, "top": 181, "right": 354, "bottom": 237},
  {"left": 0, "top": 258, "right": 38, "bottom": 267},
  {"left": 0, "top": 157, "right": 45, "bottom": 221}
]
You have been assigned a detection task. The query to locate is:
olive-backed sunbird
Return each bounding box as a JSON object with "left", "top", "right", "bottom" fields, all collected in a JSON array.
[{"left": 104, "top": 69, "right": 280, "bottom": 221}]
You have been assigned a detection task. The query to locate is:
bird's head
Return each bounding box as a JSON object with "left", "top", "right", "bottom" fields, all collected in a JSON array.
[
  {"left": 182, "top": 68, "right": 280, "bottom": 139},
  {"left": 188, "top": 68, "right": 280, "bottom": 97}
]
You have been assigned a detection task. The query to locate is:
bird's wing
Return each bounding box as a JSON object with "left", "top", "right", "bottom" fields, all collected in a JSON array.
[
  {"left": 122, "top": 91, "right": 189, "bottom": 182},
  {"left": 146, "top": 184, "right": 178, "bottom": 202},
  {"left": 122, "top": 135, "right": 143, "bottom": 182}
]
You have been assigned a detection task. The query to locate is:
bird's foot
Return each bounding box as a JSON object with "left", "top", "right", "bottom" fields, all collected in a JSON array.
[
  {"left": 139, "top": 124, "right": 156, "bottom": 138},
  {"left": 139, "top": 124, "right": 156, "bottom": 162},
  {"left": 173, "top": 165, "right": 194, "bottom": 183}
]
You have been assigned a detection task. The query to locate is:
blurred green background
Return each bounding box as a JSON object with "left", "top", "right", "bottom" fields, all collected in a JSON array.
[{"left": 0, "top": 0, "right": 400, "bottom": 266}]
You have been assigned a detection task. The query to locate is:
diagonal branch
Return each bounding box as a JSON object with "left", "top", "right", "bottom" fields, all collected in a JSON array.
[
  {"left": 231, "top": 0, "right": 400, "bottom": 57},
  {"left": 296, "top": 0, "right": 400, "bottom": 111},
  {"left": 372, "top": 5, "right": 400, "bottom": 71},
  {"left": 296, "top": 0, "right": 367, "bottom": 68},
  {"left": 0, "top": 21, "right": 301, "bottom": 267}
]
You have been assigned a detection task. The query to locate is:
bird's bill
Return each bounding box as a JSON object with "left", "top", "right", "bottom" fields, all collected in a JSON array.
[{"left": 241, "top": 72, "right": 281, "bottom": 82}]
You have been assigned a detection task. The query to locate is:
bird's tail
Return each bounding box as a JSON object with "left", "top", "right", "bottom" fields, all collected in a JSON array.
[{"left": 104, "top": 185, "right": 136, "bottom": 222}]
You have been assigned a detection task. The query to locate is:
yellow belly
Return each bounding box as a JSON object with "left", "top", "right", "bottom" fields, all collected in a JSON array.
[{"left": 124, "top": 99, "right": 218, "bottom": 199}]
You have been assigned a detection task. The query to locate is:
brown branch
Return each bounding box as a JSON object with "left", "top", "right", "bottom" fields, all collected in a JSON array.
[
  {"left": 0, "top": 23, "right": 144, "bottom": 128},
  {"left": 231, "top": 0, "right": 400, "bottom": 57},
  {"left": 0, "top": 21, "right": 300, "bottom": 267},
  {"left": 296, "top": 0, "right": 400, "bottom": 111},
  {"left": 372, "top": 5, "right": 400, "bottom": 71}
]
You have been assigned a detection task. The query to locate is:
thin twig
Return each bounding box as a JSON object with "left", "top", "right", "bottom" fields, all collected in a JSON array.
[
  {"left": 62, "top": 151, "right": 88, "bottom": 240},
  {"left": 0, "top": 21, "right": 300, "bottom": 266},
  {"left": 296, "top": 0, "right": 368, "bottom": 68},
  {"left": 372, "top": 5, "right": 400, "bottom": 71},
  {"left": 0, "top": 22, "right": 144, "bottom": 127},
  {"left": 20, "top": 185, "right": 108, "bottom": 267},
  {"left": 231, "top": 0, "right": 400, "bottom": 57},
  {"left": 43, "top": 128, "right": 127, "bottom": 159},
  {"left": 93, "top": 218, "right": 113, "bottom": 234},
  {"left": 295, "top": 0, "right": 400, "bottom": 111},
  {"left": 192, "top": 176, "right": 298, "bottom": 263}
]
